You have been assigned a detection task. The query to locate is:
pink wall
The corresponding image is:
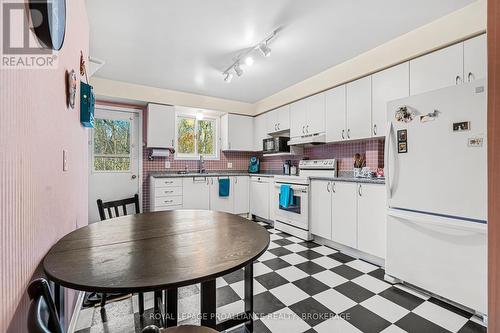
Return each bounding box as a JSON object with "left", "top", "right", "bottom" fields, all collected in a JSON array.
[{"left": 0, "top": 1, "right": 89, "bottom": 331}]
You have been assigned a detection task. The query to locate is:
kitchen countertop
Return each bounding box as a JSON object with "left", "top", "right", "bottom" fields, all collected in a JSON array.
[{"left": 149, "top": 171, "right": 385, "bottom": 184}]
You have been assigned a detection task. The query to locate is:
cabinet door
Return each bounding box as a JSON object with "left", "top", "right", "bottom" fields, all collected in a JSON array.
[
  {"left": 253, "top": 114, "right": 268, "bottom": 151},
  {"left": 209, "top": 177, "right": 234, "bottom": 213},
  {"left": 147, "top": 104, "right": 175, "bottom": 148},
  {"left": 464, "top": 34, "right": 487, "bottom": 82},
  {"left": 331, "top": 182, "right": 357, "bottom": 248},
  {"left": 346, "top": 76, "right": 372, "bottom": 140},
  {"left": 233, "top": 176, "right": 249, "bottom": 214},
  {"left": 310, "top": 180, "right": 332, "bottom": 240},
  {"left": 372, "top": 63, "right": 409, "bottom": 137},
  {"left": 182, "top": 177, "right": 210, "bottom": 209},
  {"left": 277, "top": 105, "right": 290, "bottom": 132},
  {"left": 325, "top": 85, "right": 346, "bottom": 142},
  {"left": 223, "top": 114, "right": 253, "bottom": 151},
  {"left": 357, "top": 184, "right": 387, "bottom": 259},
  {"left": 305, "top": 93, "right": 326, "bottom": 135},
  {"left": 410, "top": 43, "right": 463, "bottom": 95},
  {"left": 290, "top": 99, "right": 307, "bottom": 138},
  {"left": 266, "top": 110, "right": 279, "bottom": 134},
  {"left": 250, "top": 178, "right": 269, "bottom": 219}
]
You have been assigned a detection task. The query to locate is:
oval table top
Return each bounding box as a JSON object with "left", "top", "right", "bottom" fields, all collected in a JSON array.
[{"left": 43, "top": 210, "right": 270, "bottom": 293}]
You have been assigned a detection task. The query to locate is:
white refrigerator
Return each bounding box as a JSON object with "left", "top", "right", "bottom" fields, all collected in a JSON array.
[{"left": 385, "top": 79, "right": 487, "bottom": 317}]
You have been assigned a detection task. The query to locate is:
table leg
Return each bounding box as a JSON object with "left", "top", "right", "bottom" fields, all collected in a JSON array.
[
  {"left": 53, "top": 283, "right": 65, "bottom": 324},
  {"left": 245, "top": 263, "right": 254, "bottom": 332},
  {"left": 200, "top": 280, "right": 216, "bottom": 328},
  {"left": 166, "top": 288, "right": 178, "bottom": 327}
]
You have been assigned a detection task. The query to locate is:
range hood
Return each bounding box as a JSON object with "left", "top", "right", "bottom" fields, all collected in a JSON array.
[{"left": 287, "top": 133, "right": 326, "bottom": 146}]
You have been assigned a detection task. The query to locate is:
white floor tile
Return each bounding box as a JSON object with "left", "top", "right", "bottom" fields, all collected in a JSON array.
[
  {"left": 270, "top": 283, "right": 309, "bottom": 306},
  {"left": 313, "top": 289, "right": 357, "bottom": 313},
  {"left": 314, "top": 316, "right": 362, "bottom": 333},
  {"left": 259, "top": 307, "right": 311, "bottom": 333},
  {"left": 287, "top": 236, "right": 303, "bottom": 243},
  {"left": 75, "top": 307, "right": 94, "bottom": 331},
  {"left": 270, "top": 234, "right": 282, "bottom": 241},
  {"left": 216, "top": 277, "right": 228, "bottom": 288},
  {"left": 313, "top": 246, "right": 338, "bottom": 256},
  {"left": 413, "top": 301, "right": 469, "bottom": 332},
  {"left": 275, "top": 266, "right": 309, "bottom": 282},
  {"left": 217, "top": 300, "right": 245, "bottom": 324},
  {"left": 352, "top": 274, "right": 391, "bottom": 294},
  {"left": 267, "top": 241, "right": 280, "bottom": 249},
  {"left": 312, "top": 256, "right": 342, "bottom": 269},
  {"left": 229, "top": 279, "right": 266, "bottom": 298},
  {"left": 283, "top": 243, "right": 308, "bottom": 253},
  {"left": 345, "top": 259, "right": 378, "bottom": 273},
  {"left": 312, "top": 270, "right": 348, "bottom": 288},
  {"left": 361, "top": 295, "right": 409, "bottom": 323},
  {"left": 280, "top": 253, "right": 308, "bottom": 265},
  {"left": 178, "top": 294, "right": 201, "bottom": 324},
  {"left": 253, "top": 262, "right": 273, "bottom": 277},
  {"left": 380, "top": 324, "right": 408, "bottom": 333},
  {"left": 258, "top": 251, "right": 277, "bottom": 262}
]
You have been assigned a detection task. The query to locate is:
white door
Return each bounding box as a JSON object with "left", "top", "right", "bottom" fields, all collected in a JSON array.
[
  {"left": 357, "top": 184, "right": 386, "bottom": 258},
  {"left": 372, "top": 63, "right": 409, "bottom": 138},
  {"left": 331, "top": 182, "right": 357, "bottom": 248},
  {"left": 305, "top": 93, "right": 326, "bottom": 135},
  {"left": 310, "top": 180, "right": 332, "bottom": 239},
  {"left": 290, "top": 99, "right": 307, "bottom": 138},
  {"left": 182, "top": 177, "right": 210, "bottom": 209},
  {"left": 464, "top": 34, "right": 487, "bottom": 83},
  {"left": 209, "top": 177, "right": 234, "bottom": 213},
  {"left": 325, "top": 85, "right": 347, "bottom": 142},
  {"left": 409, "top": 43, "right": 463, "bottom": 95},
  {"left": 233, "top": 176, "right": 249, "bottom": 214},
  {"left": 89, "top": 108, "right": 140, "bottom": 223},
  {"left": 346, "top": 76, "right": 372, "bottom": 140}
]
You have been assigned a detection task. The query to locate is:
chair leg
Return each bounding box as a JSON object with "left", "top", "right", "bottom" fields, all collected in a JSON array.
[
  {"left": 100, "top": 293, "right": 107, "bottom": 308},
  {"left": 138, "top": 292, "right": 144, "bottom": 315}
]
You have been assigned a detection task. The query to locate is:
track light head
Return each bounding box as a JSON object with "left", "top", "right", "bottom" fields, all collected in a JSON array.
[
  {"left": 245, "top": 56, "right": 254, "bottom": 66},
  {"left": 258, "top": 42, "right": 271, "bottom": 57},
  {"left": 234, "top": 62, "right": 243, "bottom": 76},
  {"left": 223, "top": 72, "right": 233, "bottom": 83}
]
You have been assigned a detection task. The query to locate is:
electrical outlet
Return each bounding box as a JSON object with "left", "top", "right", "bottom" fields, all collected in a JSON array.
[
  {"left": 63, "top": 150, "right": 69, "bottom": 171},
  {"left": 165, "top": 161, "right": 171, "bottom": 169},
  {"left": 227, "top": 162, "right": 233, "bottom": 169}
]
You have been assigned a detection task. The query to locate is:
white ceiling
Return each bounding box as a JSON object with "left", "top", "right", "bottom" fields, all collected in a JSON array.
[{"left": 87, "top": 0, "right": 476, "bottom": 103}]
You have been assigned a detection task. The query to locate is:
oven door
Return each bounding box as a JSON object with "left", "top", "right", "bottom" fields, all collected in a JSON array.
[{"left": 274, "top": 183, "right": 309, "bottom": 230}]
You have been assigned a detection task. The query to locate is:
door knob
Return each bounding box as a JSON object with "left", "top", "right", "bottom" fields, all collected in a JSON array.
[{"left": 131, "top": 174, "right": 137, "bottom": 179}]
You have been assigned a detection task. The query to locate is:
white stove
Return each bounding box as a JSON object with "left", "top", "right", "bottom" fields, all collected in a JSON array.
[{"left": 274, "top": 159, "right": 337, "bottom": 240}]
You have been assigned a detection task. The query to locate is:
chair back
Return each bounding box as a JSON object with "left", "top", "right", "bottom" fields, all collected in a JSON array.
[
  {"left": 27, "top": 278, "right": 63, "bottom": 333},
  {"left": 97, "top": 194, "right": 140, "bottom": 221}
]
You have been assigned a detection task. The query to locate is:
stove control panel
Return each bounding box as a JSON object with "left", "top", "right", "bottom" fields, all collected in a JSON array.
[{"left": 299, "top": 159, "right": 337, "bottom": 170}]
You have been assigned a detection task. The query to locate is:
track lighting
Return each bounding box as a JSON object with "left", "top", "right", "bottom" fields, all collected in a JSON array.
[
  {"left": 245, "top": 56, "right": 254, "bottom": 66},
  {"left": 258, "top": 42, "right": 271, "bottom": 57},
  {"left": 224, "top": 72, "right": 233, "bottom": 83},
  {"left": 234, "top": 62, "right": 243, "bottom": 76}
]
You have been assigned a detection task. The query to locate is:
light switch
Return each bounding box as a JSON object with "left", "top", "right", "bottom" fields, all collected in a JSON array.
[
  {"left": 165, "top": 161, "right": 171, "bottom": 169},
  {"left": 227, "top": 162, "right": 233, "bottom": 169},
  {"left": 63, "top": 150, "right": 69, "bottom": 171}
]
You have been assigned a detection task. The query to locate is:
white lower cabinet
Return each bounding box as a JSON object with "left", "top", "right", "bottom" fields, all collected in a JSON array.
[
  {"left": 250, "top": 176, "right": 270, "bottom": 220},
  {"left": 310, "top": 180, "right": 386, "bottom": 259},
  {"left": 233, "top": 176, "right": 250, "bottom": 215},
  {"left": 150, "top": 177, "right": 183, "bottom": 211},
  {"left": 182, "top": 177, "right": 210, "bottom": 210},
  {"left": 209, "top": 177, "right": 234, "bottom": 213}
]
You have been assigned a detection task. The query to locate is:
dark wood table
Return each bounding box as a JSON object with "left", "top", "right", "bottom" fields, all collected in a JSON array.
[{"left": 43, "top": 210, "right": 270, "bottom": 332}]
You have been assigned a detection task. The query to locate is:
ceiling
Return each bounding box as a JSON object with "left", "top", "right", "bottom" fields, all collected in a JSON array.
[{"left": 87, "top": 0, "right": 476, "bottom": 103}]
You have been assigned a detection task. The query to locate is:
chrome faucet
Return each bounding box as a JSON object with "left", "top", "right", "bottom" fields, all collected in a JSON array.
[{"left": 198, "top": 155, "right": 206, "bottom": 174}]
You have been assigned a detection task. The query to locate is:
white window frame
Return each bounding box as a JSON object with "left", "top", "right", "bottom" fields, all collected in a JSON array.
[{"left": 175, "top": 113, "right": 219, "bottom": 160}]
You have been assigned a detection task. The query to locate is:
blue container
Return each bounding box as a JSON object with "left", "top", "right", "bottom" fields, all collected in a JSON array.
[{"left": 80, "top": 81, "right": 95, "bottom": 128}]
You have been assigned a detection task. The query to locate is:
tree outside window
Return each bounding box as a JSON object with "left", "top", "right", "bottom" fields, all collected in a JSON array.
[
  {"left": 176, "top": 116, "right": 217, "bottom": 159},
  {"left": 93, "top": 118, "right": 131, "bottom": 171}
]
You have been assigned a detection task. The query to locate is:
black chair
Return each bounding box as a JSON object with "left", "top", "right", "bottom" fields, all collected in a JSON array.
[
  {"left": 27, "top": 278, "right": 63, "bottom": 333},
  {"left": 85, "top": 194, "right": 145, "bottom": 314}
]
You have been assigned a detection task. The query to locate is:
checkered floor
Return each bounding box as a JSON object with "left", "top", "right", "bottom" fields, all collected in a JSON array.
[{"left": 74, "top": 221, "right": 486, "bottom": 333}]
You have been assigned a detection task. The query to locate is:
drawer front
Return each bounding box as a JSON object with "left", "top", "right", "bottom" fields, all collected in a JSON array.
[
  {"left": 155, "top": 186, "right": 182, "bottom": 197},
  {"left": 154, "top": 205, "right": 183, "bottom": 212},
  {"left": 154, "top": 196, "right": 182, "bottom": 207},
  {"left": 154, "top": 178, "right": 182, "bottom": 188}
]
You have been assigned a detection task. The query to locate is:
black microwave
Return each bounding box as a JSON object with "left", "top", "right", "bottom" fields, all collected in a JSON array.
[{"left": 263, "top": 137, "right": 290, "bottom": 154}]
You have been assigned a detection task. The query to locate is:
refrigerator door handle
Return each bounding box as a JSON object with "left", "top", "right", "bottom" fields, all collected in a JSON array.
[{"left": 384, "top": 121, "right": 393, "bottom": 199}]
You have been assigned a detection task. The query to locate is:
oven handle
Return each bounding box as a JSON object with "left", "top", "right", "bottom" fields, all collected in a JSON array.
[{"left": 274, "top": 184, "right": 308, "bottom": 192}]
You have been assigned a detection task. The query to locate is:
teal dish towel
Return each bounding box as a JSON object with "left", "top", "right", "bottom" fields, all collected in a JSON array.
[
  {"left": 279, "top": 185, "right": 294, "bottom": 208},
  {"left": 219, "top": 178, "right": 230, "bottom": 197}
]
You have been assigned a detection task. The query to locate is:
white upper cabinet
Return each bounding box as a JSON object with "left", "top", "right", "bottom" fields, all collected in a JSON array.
[
  {"left": 325, "top": 85, "right": 346, "bottom": 142},
  {"left": 146, "top": 103, "right": 175, "bottom": 148},
  {"left": 346, "top": 76, "right": 372, "bottom": 141},
  {"left": 220, "top": 114, "right": 254, "bottom": 151},
  {"left": 464, "top": 34, "right": 487, "bottom": 82},
  {"left": 372, "top": 62, "right": 410, "bottom": 137},
  {"left": 290, "top": 99, "right": 307, "bottom": 138},
  {"left": 410, "top": 43, "right": 463, "bottom": 95},
  {"left": 267, "top": 105, "right": 290, "bottom": 134},
  {"left": 253, "top": 113, "right": 268, "bottom": 151},
  {"left": 290, "top": 93, "right": 325, "bottom": 137}
]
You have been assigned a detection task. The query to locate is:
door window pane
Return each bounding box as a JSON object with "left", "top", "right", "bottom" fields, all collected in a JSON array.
[
  {"left": 177, "top": 117, "right": 196, "bottom": 154},
  {"left": 93, "top": 118, "right": 131, "bottom": 171},
  {"left": 197, "top": 119, "right": 215, "bottom": 155}
]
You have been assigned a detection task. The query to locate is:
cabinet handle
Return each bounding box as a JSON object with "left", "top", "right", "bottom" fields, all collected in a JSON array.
[
  {"left": 302, "top": 126, "right": 305, "bottom": 134},
  {"left": 171, "top": 139, "right": 174, "bottom": 147},
  {"left": 164, "top": 200, "right": 173, "bottom": 203},
  {"left": 358, "top": 184, "right": 362, "bottom": 197},
  {"left": 332, "top": 182, "right": 336, "bottom": 193},
  {"left": 278, "top": 123, "right": 280, "bottom": 130},
  {"left": 373, "top": 124, "right": 377, "bottom": 136},
  {"left": 326, "top": 182, "right": 331, "bottom": 193},
  {"left": 341, "top": 129, "right": 345, "bottom": 140},
  {"left": 228, "top": 142, "right": 231, "bottom": 150},
  {"left": 455, "top": 75, "right": 462, "bottom": 85},
  {"left": 468, "top": 72, "right": 474, "bottom": 82},
  {"left": 347, "top": 129, "right": 351, "bottom": 139},
  {"left": 275, "top": 124, "right": 277, "bottom": 131},
  {"left": 306, "top": 125, "right": 309, "bottom": 133}
]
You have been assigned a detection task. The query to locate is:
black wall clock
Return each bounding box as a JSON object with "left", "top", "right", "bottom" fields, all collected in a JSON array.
[{"left": 29, "top": 0, "right": 66, "bottom": 50}]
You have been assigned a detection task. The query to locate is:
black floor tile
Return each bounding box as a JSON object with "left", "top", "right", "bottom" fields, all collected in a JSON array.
[
  {"left": 378, "top": 286, "right": 426, "bottom": 311},
  {"left": 297, "top": 241, "right": 321, "bottom": 249},
  {"left": 296, "top": 249, "right": 323, "bottom": 260},
  {"left": 428, "top": 297, "right": 474, "bottom": 319},
  {"left": 223, "top": 269, "right": 245, "bottom": 284},
  {"left": 134, "top": 308, "right": 159, "bottom": 332},
  {"left": 396, "top": 312, "right": 451, "bottom": 333},
  {"left": 457, "top": 320, "right": 487, "bottom": 333},
  {"left": 328, "top": 252, "right": 356, "bottom": 263},
  {"left": 335, "top": 281, "right": 375, "bottom": 303},
  {"left": 262, "top": 257, "right": 292, "bottom": 270},
  {"left": 273, "top": 238, "right": 294, "bottom": 246},
  {"left": 216, "top": 285, "right": 241, "bottom": 308},
  {"left": 342, "top": 304, "right": 391, "bottom": 333},
  {"left": 295, "top": 261, "right": 327, "bottom": 275},
  {"left": 74, "top": 329, "right": 90, "bottom": 333},
  {"left": 268, "top": 246, "right": 293, "bottom": 257},
  {"left": 368, "top": 268, "right": 386, "bottom": 281},
  {"left": 254, "top": 271, "right": 289, "bottom": 290},
  {"left": 293, "top": 276, "right": 330, "bottom": 296},
  {"left": 253, "top": 291, "right": 287, "bottom": 316},
  {"left": 288, "top": 297, "right": 335, "bottom": 327},
  {"left": 276, "top": 232, "right": 292, "bottom": 238},
  {"left": 330, "top": 264, "right": 364, "bottom": 280},
  {"left": 253, "top": 319, "right": 272, "bottom": 333}
]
